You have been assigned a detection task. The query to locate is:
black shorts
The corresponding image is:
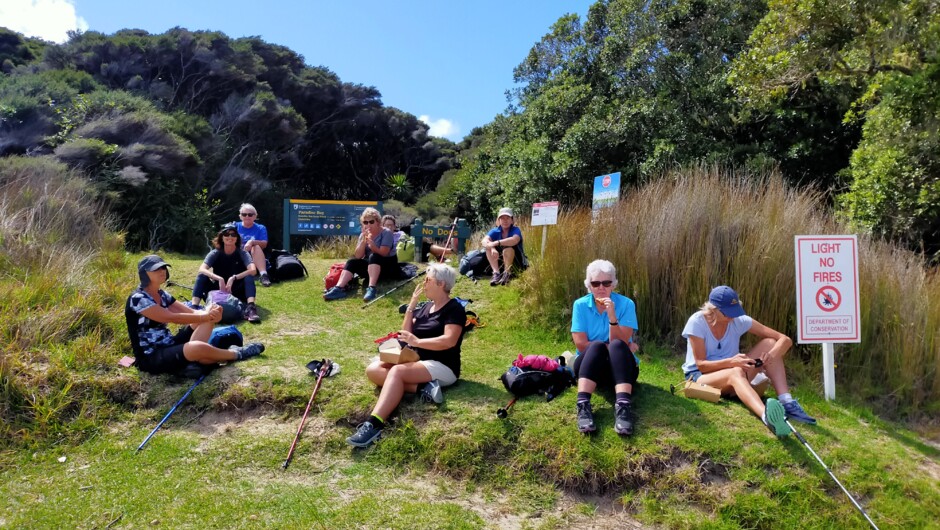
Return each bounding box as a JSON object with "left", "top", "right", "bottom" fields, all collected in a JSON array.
[{"left": 137, "top": 327, "right": 194, "bottom": 375}]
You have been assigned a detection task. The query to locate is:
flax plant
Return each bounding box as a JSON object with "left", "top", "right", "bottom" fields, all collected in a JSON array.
[{"left": 522, "top": 165, "right": 940, "bottom": 416}]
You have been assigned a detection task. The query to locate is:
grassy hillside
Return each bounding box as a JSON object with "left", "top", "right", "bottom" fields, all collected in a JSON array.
[{"left": 1, "top": 255, "right": 937, "bottom": 529}]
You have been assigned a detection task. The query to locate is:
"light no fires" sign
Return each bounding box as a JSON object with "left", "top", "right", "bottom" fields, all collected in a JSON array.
[{"left": 794, "top": 235, "right": 861, "bottom": 343}]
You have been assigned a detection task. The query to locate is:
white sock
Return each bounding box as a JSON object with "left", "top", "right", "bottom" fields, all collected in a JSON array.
[
  {"left": 778, "top": 393, "right": 793, "bottom": 403},
  {"left": 761, "top": 409, "right": 769, "bottom": 425}
]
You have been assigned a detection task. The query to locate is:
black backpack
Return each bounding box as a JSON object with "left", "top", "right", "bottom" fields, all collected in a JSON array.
[
  {"left": 459, "top": 249, "right": 492, "bottom": 279},
  {"left": 500, "top": 361, "right": 574, "bottom": 402},
  {"left": 269, "top": 249, "right": 307, "bottom": 282}
]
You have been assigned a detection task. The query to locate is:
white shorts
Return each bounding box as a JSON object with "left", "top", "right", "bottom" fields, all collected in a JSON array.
[
  {"left": 370, "top": 357, "right": 457, "bottom": 387},
  {"left": 418, "top": 360, "right": 457, "bottom": 386}
]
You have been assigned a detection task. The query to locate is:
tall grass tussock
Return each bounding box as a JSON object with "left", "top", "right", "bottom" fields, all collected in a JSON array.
[
  {"left": 0, "top": 156, "right": 136, "bottom": 449},
  {"left": 522, "top": 165, "right": 940, "bottom": 418}
]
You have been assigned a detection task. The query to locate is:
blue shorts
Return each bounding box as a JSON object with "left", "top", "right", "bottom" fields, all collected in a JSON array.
[{"left": 684, "top": 369, "right": 703, "bottom": 382}]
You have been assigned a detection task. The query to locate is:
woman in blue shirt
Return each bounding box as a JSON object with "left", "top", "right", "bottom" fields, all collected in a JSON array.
[{"left": 570, "top": 260, "right": 639, "bottom": 435}]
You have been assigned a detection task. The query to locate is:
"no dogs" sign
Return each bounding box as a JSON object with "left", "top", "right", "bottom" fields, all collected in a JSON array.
[{"left": 794, "top": 236, "right": 861, "bottom": 343}]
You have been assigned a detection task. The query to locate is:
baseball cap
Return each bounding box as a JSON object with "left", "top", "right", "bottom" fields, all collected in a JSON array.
[
  {"left": 138, "top": 254, "right": 170, "bottom": 273},
  {"left": 497, "top": 207, "right": 513, "bottom": 219},
  {"left": 709, "top": 285, "right": 745, "bottom": 318}
]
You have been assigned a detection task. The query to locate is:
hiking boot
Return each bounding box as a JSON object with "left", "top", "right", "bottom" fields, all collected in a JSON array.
[
  {"left": 260, "top": 273, "right": 272, "bottom": 287},
  {"left": 782, "top": 399, "right": 817, "bottom": 424},
  {"left": 347, "top": 421, "right": 382, "bottom": 448},
  {"left": 763, "top": 398, "right": 791, "bottom": 437},
  {"left": 614, "top": 400, "right": 634, "bottom": 436},
  {"left": 323, "top": 286, "right": 347, "bottom": 301},
  {"left": 231, "top": 342, "right": 265, "bottom": 361},
  {"left": 418, "top": 380, "right": 444, "bottom": 404},
  {"left": 244, "top": 303, "right": 261, "bottom": 323},
  {"left": 363, "top": 286, "right": 378, "bottom": 302},
  {"left": 576, "top": 401, "right": 596, "bottom": 433},
  {"left": 499, "top": 271, "right": 511, "bottom": 286},
  {"left": 490, "top": 272, "right": 503, "bottom": 286}
]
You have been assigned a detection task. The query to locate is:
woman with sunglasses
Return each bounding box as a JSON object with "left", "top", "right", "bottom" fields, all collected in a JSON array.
[
  {"left": 324, "top": 207, "right": 398, "bottom": 302},
  {"left": 191, "top": 226, "right": 261, "bottom": 323},
  {"left": 570, "top": 260, "right": 640, "bottom": 435},
  {"left": 347, "top": 263, "right": 465, "bottom": 448}
]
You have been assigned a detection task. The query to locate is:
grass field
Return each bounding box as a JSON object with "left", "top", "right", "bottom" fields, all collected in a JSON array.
[{"left": 1, "top": 255, "right": 938, "bottom": 529}]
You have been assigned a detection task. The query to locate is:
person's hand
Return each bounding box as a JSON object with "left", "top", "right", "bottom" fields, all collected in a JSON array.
[
  {"left": 410, "top": 283, "right": 423, "bottom": 306},
  {"left": 600, "top": 297, "right": 616, "bottom": 319},
  {"left": 225, "top": 276, "right": 236, "bottom": 291},
  {"left": 398, "top": 329, "right": 418, "bottom": 347},
  {"left": 205, "top": 303, "right": 223, "bottom": 323},
  {"left": 730, "top": 353, "right": 753, "bottom": 368},
  {"left": 628, "top": 341, "right": 639, "bottom": 354}
]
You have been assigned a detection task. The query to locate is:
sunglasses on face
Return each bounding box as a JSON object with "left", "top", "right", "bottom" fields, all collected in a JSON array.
[
  {"left": 222, "top": 232, "right": 238, "bottom": 237},
  {"left": 240, "top": 212, "right": 255, "bottom": 217},
  {"left": 362, "top": 219, "right": 376, "bottom": 225},
  {"left": 590, "top": 280, "right": 614, "bottom": 287}
]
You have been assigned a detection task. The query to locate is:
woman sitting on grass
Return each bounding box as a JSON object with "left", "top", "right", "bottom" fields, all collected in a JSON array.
[
  {"left": 324, "top": 207, "right": 398, "bottom": 302},
  {"left": 682, "top": 286, "right": 817, "bottom": 438},
  {"left": 191, "top": 226, "right": 261, "bottom": 323},
  {"left": 347, "top": 263, "right": 466, "bottom": 448},
  {"left": 125, "top": 255, "right": 264, "bottom": 375},
  {"left": 570, "top": 259, "right": 640, "bottom": 435}
]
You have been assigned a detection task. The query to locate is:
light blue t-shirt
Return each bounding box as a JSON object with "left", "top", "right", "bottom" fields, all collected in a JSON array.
[
  {"left": 570, "top": 292, "right": 638, "bottom": 356},
  {"left": 237, "top": 222, "right": 268, "bottom": 244},
  {"left": 681, "top": 311, "right": 754, "bottom": 374}
]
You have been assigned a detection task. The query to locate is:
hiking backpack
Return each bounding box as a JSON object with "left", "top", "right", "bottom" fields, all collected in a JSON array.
[
  {"left": 207, "top": 290, "right": 244, "bottom": 324},
  {"left": 396, "top": 235, "right": 416, "bottom": 262},
  {"left": 269, "top": 249, "right": 308, "bottom": 282},
  {"left": 458, "top": 249, "right": 492, "bottom": 279},
  {"left": 499, "top": 354, "right": 575, "bottom": 401},
  {"left": 209, "top": 324, "right": 243, "bottom": 350},
  {"left": 324, "top": 262, "right": 345, "bottom": 290}
]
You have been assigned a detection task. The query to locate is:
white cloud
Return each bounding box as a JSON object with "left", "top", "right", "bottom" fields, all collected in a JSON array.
[
  {"left": 418, "top": 115, "right": 460, "bottom": 140},
  {"left": 0, "top": 0, "right": 89, "bottom": 43}
]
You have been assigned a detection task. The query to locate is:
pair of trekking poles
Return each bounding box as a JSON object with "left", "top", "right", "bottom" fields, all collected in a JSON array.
[{"left": 135, "top": 359, "right": 336, "bottom": 471}]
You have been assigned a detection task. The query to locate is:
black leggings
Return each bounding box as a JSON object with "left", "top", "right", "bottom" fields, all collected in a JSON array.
[{"left": 572, "top": 340, "right": 638, "bottom": 387}]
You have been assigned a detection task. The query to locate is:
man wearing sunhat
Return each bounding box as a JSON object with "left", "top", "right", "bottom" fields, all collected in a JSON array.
[{"left": 481, "top": 207, "right": 527, "bottom": 286}]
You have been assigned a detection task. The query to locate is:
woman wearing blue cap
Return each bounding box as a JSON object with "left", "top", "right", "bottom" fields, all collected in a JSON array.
[
  {"left": 125, "top": 254, "right": 264, "bottom": 375},
  {"left": 682, "top": 286, "right": 817, "bottom": 437}
]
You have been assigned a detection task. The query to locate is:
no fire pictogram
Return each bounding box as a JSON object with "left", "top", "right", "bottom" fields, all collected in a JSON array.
[{"left": 815, "top": 285, "right": 841, "bottom": 312}]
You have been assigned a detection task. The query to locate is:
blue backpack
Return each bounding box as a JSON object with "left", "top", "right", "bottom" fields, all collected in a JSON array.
[{"left": 209, "top": 325, "right": 243, "bottom": 350}]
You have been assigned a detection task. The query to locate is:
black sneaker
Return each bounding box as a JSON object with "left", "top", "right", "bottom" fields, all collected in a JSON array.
[
  {"left": 347, "top": 421, "right": 382, "bottom": 448},
  {"left": 244, "top": 303, "right": 261, "bottom": 323},
  {"left": 576, "top": 401, "right": 596, "bottom": 433},
  {"left": 614, "top": 400, "right": 634, "bottom": 436},
  {"left": 418, "top": 380, "right": 443, "bottom": 404},
  {"left": 231, "top": 342, "right": 265, "bottom": 361},
  {"left": 260, "top": 273, "right": 272, "bottom": 287}
]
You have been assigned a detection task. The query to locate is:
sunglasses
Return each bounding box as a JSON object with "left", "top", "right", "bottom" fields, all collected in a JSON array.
[
  {"left": 362, "top": 219, "right": 376, "bottom": 225},
  {"left": 239, "top": 212, "right": 255, "bottom": 217},
  {"left": 590, "top": 280, "right": 614, "bottom": 287},
  {"left": 222, "top": 232, "right": 238, "bottom": 237}
]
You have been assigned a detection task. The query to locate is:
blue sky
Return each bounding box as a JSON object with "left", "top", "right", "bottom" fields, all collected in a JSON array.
[{"left": 2, "top": 0, "right": 594, "bottom": 141}]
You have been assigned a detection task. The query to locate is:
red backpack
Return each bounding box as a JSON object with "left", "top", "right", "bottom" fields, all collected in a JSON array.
[{"left": 324, "top": 262, "right": 345, "bottom": 290}]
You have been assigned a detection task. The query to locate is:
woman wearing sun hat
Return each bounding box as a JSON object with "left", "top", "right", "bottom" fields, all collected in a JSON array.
[
  {"left": 481, "top": 207, "right": 527, "bottom": 286},
  {"left": 682, "top": 285, "right": 817, "bottom": 438}
]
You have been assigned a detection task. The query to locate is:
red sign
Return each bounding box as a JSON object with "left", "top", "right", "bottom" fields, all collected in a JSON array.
[{"left": 602, "top": 175, "right": 611, "bottom": 187}]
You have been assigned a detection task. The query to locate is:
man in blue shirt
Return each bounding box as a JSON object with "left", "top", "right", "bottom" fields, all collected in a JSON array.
[
  {"left": 236, "top": 203, "right": 271, "bottom": 287},
  {"left": 482, "top": 207, "right": 527, "bottom": 286}
]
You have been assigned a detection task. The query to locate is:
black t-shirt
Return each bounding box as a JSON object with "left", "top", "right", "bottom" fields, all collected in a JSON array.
[
  {"left": 204, "top": 248, "right": 252, "bottom": 280},
  {"left": 411, "top": 298, "right": 466, "bottom": 378}
]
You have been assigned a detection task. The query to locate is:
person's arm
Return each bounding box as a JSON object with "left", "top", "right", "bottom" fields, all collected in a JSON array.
[
  {"left": 401, "top": 323, "right": 462, "bottom": 351},
  {"left": 140, "top": 303, "right": 222, "bottom": 325},
  {"left": 353, "top": 232, "right": 368, "bottom": 259},
  {"left": 748, "top": 319, "right": 792, "bottom": 364},
  {"left": 572, "top": 331, "right": 591, "bottom": 353},
  {"left": 496, "top": 228, "right": 521, "bottom": 248},
  {"left": 369, "top": 231, "right": 392, "bottom": 257},
  {"left": 482, "top": 228, "right": 499, "bottom": 249},
  {"left": 600, "top": 297, "right": 633, "bottom": 344},
  {"left": 401, "top": 284, "right": 421, "bottom": 331},
  {"left": 689, "top": 336, "right": 752, "bottom": 374},
  {"left": 198, "top": 262, "right": 223, "bottom": 283}
]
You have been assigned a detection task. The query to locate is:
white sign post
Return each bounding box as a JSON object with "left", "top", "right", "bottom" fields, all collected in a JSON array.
[
  {"left": 531, "top": 201, "right": 559, "bottom": 258},
  {"left": 794, "top": 235, "right": 861, "bottom": 401}
]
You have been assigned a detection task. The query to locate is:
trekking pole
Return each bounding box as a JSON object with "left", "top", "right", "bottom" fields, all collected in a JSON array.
[
  {"left": 283, "top": 360, "right": 333, "bottom": 469},
  {"left": 362, "top": 269, "right": 427, "bottom": 308},
  {"left": 166, "top": 281, "right": 194, "bottom": 291},
  {"left": 136, "top": 374, "right": 206, "bottom": 453},
  {"left": 787, "top": 420, "right": 879, "bottom": 530},
  {"left": 435, "top": 217, "right": 459, "bottom": 262},
  {"left": 496, "top": 397, "right": 517, "bottom": 418}
]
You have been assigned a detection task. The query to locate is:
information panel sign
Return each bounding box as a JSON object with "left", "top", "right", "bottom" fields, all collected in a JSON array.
[
  {"left": 284, "top": 199, "right": 381, "bottom": 237},
  {"left": 531, "top": 201, "right": 559, "bottom": 226},
  {"left": 794, "top": 235, "right": 861, "bottom": 343},
  {"left": 592, "top": 172, "right": 621, "bottom": 218}
]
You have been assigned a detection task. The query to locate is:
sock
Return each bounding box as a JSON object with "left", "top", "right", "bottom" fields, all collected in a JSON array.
[
  {"left": 577, "top": 392, "right": 591, "bottom": 404},
  {"left": 616, "top": 392, "right": 632, "bottom": 405},
  {"left": 369, "top": 414, "right": 385, "bottom": 430},
  {"left": 778, "top": 393, "right": 793, "bottom": 404},
  {"left": 261, "top": 271, "right": 268, "bottom": 277},
  {"left": 761, "top": 409, "right": 769, "bottom": 425}
]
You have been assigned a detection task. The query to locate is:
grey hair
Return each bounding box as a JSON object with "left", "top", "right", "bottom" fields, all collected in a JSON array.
[
  {"left": 699, "top": 301, "right": 719, "bottom": 321},
  {"left": 427, "top": 263, "right": 457, "bottom": 293},
  {"left": 360, "top": 207, "right": 381, "bottom": 222},
  {"left": 239, "top": 203, "right": 257, "bottom": 215},
  {"left": 584, "top": 259, "right": 618, "bottom": 291}
]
